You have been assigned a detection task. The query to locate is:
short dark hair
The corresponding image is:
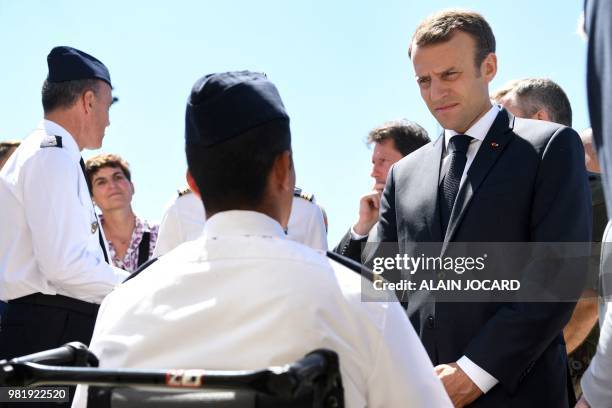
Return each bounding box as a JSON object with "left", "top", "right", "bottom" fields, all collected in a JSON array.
[
  {"left": 409, "top": 9, "right": 496, "bottom": 70},
  {"left": 510, "top": 78, "right": 573, "bottom": 127},
  {"left": 41, "top": 78, "right": 101, "bottom": 113},
  {"left": 0, "top": 140, "right": 20, "bottom": 162},
  {"left": 186, "top": 119, "right": 291, "bottom": 214},
  {"left": 85, "top": 153, "right": 132, "bottom": 188},
  {"left": 366, "top": 119, "right": 430, "bottom": 156}
]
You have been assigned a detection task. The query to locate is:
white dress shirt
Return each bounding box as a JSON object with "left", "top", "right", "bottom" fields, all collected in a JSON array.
[
  {"left": 153, "top": 190, "right": 328, "bottom": 256},
  {"left": 0, "top": 120, "right": 128, "bottom": 303},
  {"left": 445, "top": 105, "right": 501, "bottom": 393},
  {"left": 581, "top": 301, "right": 612, "bottom": 407},
  {"left": 581, "top": 220, "right": 612, "bottom": 406},
  {"left": 442, "top": 104, "right": 501, "bottom": 187},
  {"left": 72, "top": 211, "right": 452, "bottom": 408}
]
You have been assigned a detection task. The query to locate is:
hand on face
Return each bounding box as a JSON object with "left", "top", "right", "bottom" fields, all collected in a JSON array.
[{"left": 353, "top": 184, "right": 384, "bottom": 236}]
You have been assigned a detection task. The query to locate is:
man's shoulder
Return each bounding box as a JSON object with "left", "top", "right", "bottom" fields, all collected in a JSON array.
[
  {"left": 2, "top": 129, "right": 71, "bottom": 180},
  {"left": 25, "top": 128, "right": 72, "bottom": 162},
  {"left": 293, "top": 187, "right": 315, "bottom": 203},
  {"left": 511, "top": 117, "right": 578, "bottom": 148},
  {"left": 153, "top": 237, "right": 368, "bottom": 298}
]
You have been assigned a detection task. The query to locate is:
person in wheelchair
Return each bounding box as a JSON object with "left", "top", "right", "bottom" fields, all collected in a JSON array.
[{"left": 72, "top": 71, "right": 451, "bottom": 408}]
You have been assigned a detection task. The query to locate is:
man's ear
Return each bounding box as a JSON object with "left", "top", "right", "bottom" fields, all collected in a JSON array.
[
  {"left": 534, "top": 109, "right": 551, "bottom": 122},
  {"left": 82, "top": 89, "right": 96, "bottom": 114},
  {"left": 186, "top": 169, "right": 201, "bottom": 198},
  {"left": 481, "top": 53, "right": 497, "bottom": 83},
  {"left": 272, "top": 151, "right": 293, "bottom": 192}
]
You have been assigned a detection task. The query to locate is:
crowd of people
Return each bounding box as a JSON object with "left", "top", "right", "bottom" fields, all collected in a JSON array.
[{"left": 2, "top": 3, "right": 612, "bottom": 408}]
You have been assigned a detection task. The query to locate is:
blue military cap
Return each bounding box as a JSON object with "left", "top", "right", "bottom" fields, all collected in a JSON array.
[
  {"left": 47, "top": 46, "right": 111, "bottom": 87},
  {"left": 185, "top": 71, "right": 289, "bottom": 147}
]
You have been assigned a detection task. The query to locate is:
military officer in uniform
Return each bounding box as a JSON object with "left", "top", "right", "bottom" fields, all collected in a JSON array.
[
  {"left": 152, "top": 186, "right": 207, "bottom": 257},
  {"left": 72, "top": 70, "right": 451, "bottom": 408},
  {"left": 0, "top": 46, "right": 128, "bottom": 361},
  {"left": 154, "top": 184, "right": 327, "bottom": 256},
  {"left": 289, "top": 186, "right": 328, "bottom": 250}
]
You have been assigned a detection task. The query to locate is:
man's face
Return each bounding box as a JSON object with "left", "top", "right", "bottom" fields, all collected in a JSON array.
[
  {"left": 91, "top": 166, "right": 134, "bottom": 212},
  {"left": 412, "top": 31, "right": 496, "bottom": 133},
  {"left": 84, "top": 82, "right": 113, "bottom": 150},
  {"left": 371, "top": 138, "right": 403, "bottom": 191}
]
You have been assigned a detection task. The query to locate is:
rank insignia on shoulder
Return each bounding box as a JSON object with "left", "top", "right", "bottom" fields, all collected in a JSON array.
[
  {"left": 294, "top": 187, "right": 314, "bottom": 202},
  {"left": 40, "top": 135, "right": 63, "bottom": 148},
  {"left": 177, "top": 187, "right": 192, "bottom": 197},
  {"left": 91, "top": 221, "right": 99, "bottom": 234}
]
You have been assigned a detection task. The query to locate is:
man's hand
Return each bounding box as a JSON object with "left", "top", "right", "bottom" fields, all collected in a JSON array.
[
  {"left": 564, "top": 291, "right": 599, "bottom": 355},
  {"left": 435, "top": 363, "right": 483, "bottom": 408},
  {"left": 575, "top": 395, "right": 591, "bottom": 408},
  {"left": 353, "top": 183, "right": 384, "bottom": 236}
]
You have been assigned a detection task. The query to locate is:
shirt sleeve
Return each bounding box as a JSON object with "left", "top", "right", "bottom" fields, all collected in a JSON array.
[
  {"left": 23, "top": 151, "right": 127, "bottom": 303},
  {"left": 350, "top": 226, "right": 369, "bottom": 240},
  {"left": 581, "top": 301, "right": 612, "bottom": 407},
  {"left": 457, "top": 355, "right": 499, "bottom": 393},
  {"left": 367, "top": 301, "right": 453, "bottom": 407}
]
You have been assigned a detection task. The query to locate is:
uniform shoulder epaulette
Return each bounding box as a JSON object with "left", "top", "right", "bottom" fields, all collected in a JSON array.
[
  {"left": 40, "top": 135, "right": 63, "bottom": 148},
  {"left": 294, "top": 187, "right": 314, "bottom": 202},
  {"left": 177, "top": 187, "right": 192, "bottom": 197}
]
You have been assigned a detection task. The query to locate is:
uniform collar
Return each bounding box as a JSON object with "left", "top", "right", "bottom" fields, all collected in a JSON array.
[
  {"left": 444, "top": 104, "right": 501, "bottom": 147},
  {"left": 41, "top": 119, "right": 81, "bottom": 162},
  {"left": 204, "top": 210, "right": 286, "bottom": 239}
]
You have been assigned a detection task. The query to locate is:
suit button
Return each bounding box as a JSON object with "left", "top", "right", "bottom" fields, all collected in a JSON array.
[{"left": 427, "top": 315, "right": 435, "bottom": 329}]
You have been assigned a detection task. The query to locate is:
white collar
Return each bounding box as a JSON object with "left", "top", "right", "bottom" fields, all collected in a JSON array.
[
  {"left": 444, "top": 104, "right": 501, "bottom": 147},
  {"left": 204, "top": 210, "right": 287, "bottom": 239},
  {"left": 41, "top": 119, "right": 81, "bottom": 162}
]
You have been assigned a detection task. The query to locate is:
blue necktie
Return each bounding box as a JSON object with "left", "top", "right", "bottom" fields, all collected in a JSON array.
[{"left": 439, "top": 134, "right": 472, "bottom": 236}]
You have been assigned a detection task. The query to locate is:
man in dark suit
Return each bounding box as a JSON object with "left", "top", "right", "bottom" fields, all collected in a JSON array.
[
  {"left": 574, "top": 2, "right": 612, "bottom": 406},
  {"left": 369, "top": 9, "right": 592, "bottom": 407},
  {"left": 585, "top": 0, "right": 612, "bottom": 216},
  {"left": 496, "top": 77, "right": 605, "bottom": 399},
  {"left": 334, "top": 119, "right": 429, "bottom": 262}
]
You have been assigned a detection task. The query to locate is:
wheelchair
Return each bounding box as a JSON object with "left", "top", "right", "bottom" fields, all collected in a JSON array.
[{"left": 0, "top": 342, "right": 344, "bottom": 407}]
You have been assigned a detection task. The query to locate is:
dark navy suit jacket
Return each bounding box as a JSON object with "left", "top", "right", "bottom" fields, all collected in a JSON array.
[{"left": 369, "top": 108, "right": 592, "bottom": 407}]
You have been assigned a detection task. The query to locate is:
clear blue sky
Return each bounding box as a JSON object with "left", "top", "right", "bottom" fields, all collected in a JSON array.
[{"left": 0, "top": 0, "right": 588, "bottom": 246}]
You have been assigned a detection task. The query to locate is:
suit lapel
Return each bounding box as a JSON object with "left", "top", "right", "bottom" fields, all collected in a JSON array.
[
  {"left": 443, "top": 109, "right": 516, "bottom": 245},
  {"left": 420, "top": 135, "right": 445, "bottom": 242}
]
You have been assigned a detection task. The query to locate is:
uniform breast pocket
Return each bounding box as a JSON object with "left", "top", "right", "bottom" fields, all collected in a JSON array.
[{"left": 76, "top": 192, "right": 98, "bottom": 236}]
